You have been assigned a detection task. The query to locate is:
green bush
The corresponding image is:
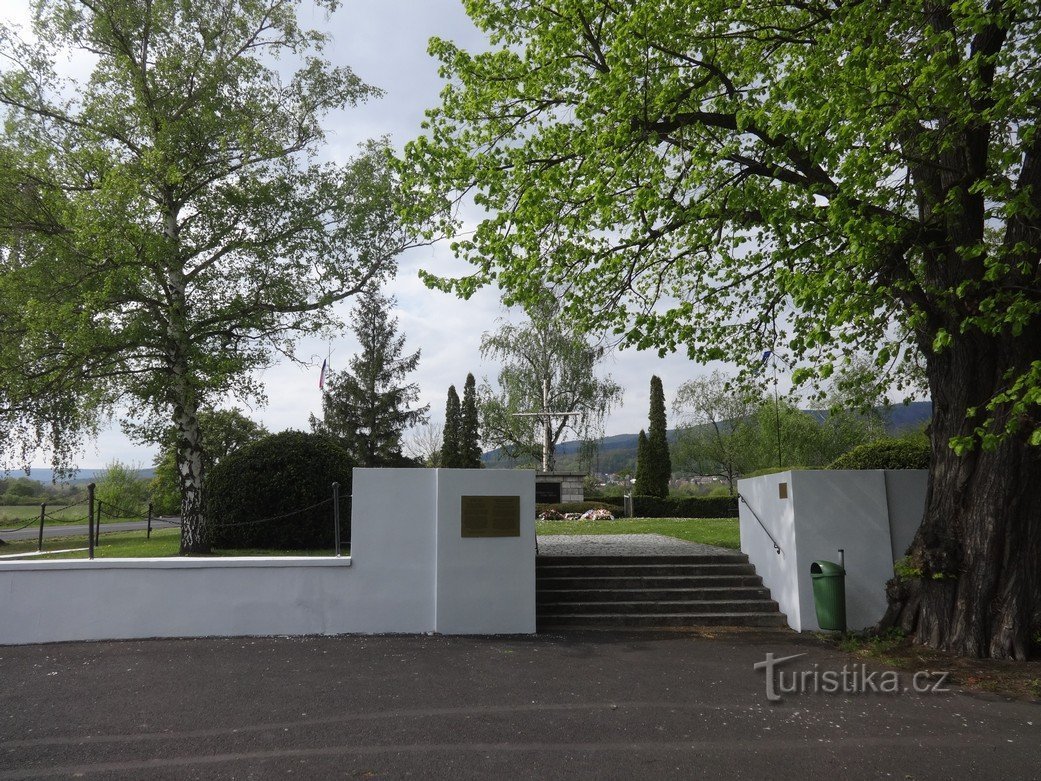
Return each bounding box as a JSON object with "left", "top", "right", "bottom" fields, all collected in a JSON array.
[
  {"left": 592, "top": 494, "right": 738, "bottom": 518},
  {"left": 95, "top": 461, "right": 150, "bottom": 518},
  {"left": 827, "top": 438, "right": 930, "bottom": 470},
  {"left": 205, "top": 431, "right": 354, "bottom": 550}
]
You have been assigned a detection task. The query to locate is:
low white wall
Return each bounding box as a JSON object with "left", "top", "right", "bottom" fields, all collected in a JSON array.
[
  {"left": 739, "top": 470, "right": 928, "bottom": 632},
  {"left": 0, "top": 469, "right": 536, "bottom": 645}
]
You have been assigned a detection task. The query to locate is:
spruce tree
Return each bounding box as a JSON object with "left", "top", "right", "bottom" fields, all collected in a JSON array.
[
  {"left": 460, "top": 373, "right": 483, "bottom": 468},
  {"left": 633, "top": 430, "right": 651, "bottom": 496},
  {"left": 310, "top": 288, "right": 429, "bottom": 467},
  {"left": 441, "top": 385, "right": 462, "bottom": 468},
  {"left": 647, "top": 375, "right": 671, "bottom": 498}
]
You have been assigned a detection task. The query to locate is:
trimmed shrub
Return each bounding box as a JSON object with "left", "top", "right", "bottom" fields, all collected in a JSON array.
[
  {"left": 630, "top": 494, "right": 739, "bottom": 518},
  {"left": 206, "top": 431, "right": 354, "bottom": 550},
  {"left": 828, "top": 438, "right": 930, "bottom": 470}
]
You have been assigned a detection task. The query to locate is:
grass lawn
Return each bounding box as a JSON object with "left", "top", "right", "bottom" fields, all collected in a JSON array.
[
  {"left": 0, "top": 504, "right": 92, "bottom": 528},
  {"left": 536, "top": 517, "right": 740, "bottom": 550},
  {"left": 0, "top": 505, "right": 150, "bottom": 529},
  {"left": 0, "top": 527, "right": 346, "bottom": 559}
]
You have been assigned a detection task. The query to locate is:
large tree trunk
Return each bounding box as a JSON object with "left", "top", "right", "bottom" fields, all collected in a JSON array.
[
  {"left": 881, "top": 334, "right": 1041, "bottom": 659},
  {"left": 174, "top": 389, "right": 208, "bottom": 555},
  {"left": 164, "top": 243, "right": 209, "bottom": 555}
]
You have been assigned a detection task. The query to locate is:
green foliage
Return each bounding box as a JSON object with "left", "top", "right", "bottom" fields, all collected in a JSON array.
[
  {"left": 95, "top": 461, "right": 149, "bottom": 518},
  {"left": 400, "top": 0, "right": 1040, "bottom": 453},
  {"left": 150, "top": 408, "right": 269, "bottom": 515},
  {"left": 310, "top": 288, "right": 428, "bottom": 467},
  {"left": 828, "top": 437, "right": 931, "bottom": 470},
  {"left": 0, "top": 0, "right": 415, "bottom": 549},
  {"left": 633, "top": 430, "right": 652, "bottom": 496},
  {"left": 459, "top": 373, "right": 483, "bottom": 468},
  {"left": 598, "top": 493, "right": 737, "bottom": 518},
  {"left": 644, "top": 376, "right": 672, "bottom": 498},
  {"left": 674, "top": 369, "right": 887, "bottom": 488},
  {"left": 440, "top": 385, "right": 463, "bottom": 468},
  {"left": 206, "top": 431, "right": 353, "bottom": 550},
  {"left": 478, "top": 293, "right": 622, "bottom": 470}
]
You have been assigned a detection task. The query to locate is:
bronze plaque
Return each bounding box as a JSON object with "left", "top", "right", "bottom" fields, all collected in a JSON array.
[{"left": 461, "top": 495, "right": 521, "bottom": 538}]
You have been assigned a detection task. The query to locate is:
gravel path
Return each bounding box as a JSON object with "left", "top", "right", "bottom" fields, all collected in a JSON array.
[{"left": 536, "top": 533, "right": 735, "bottom": 556}]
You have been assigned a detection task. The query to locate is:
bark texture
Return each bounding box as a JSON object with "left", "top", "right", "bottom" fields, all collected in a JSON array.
[{"left": 881, "top": 335, "right": 1041, "bottom": 659}]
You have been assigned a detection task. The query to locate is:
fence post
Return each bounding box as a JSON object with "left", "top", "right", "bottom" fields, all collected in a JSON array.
[
  {"left": 332, "top": 482, "right": 341, "bottom": 557},
  {"left": 37, "top": 503, "right": 46, "bottom": 552},
  {"left": 87, "top": 483, "right": 95, "bottom": 560},
  {"left": 147, "top": 502, "right": 153, "bottom": 539}
]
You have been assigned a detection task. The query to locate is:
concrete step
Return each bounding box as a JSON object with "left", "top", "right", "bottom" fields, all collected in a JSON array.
[
  {"left": 537, "top": 574, "right": 766, "bottom": 590},
  {"left": 536, "top": 553, "right": 749, "bottom": 566},
  {"left": 537, "top": 612, "right": 790, "bottom": 629},
  {"left": 537, "top": 599, "right": 780, "bottom": 616},
  {"left": 537, "top": 586, "right": 772, "bottom": 603},
  {"left": 536, "top": 563, "right": 756, "bottom": 578}
]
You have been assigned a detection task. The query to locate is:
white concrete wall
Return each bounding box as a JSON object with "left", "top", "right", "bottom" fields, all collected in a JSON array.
[
  {"left": 884, "top": 470, "right": 929, "bottom": 562},
  {"left": 739, "top": 470, "right": 928, "bottom": 632},
  {"left": 0, "top": 469, "right": 536, "bottom": 645},
  {"left": 434, "top": 469, "right": 536, "bottom": 634},
  {"left": 737, "top": 471, "right": 801, "bottom": 629}
]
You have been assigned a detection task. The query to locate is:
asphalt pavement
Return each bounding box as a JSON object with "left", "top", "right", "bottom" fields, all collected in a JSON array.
[{"left": 1, "top": 630, "right": 1037, "bottom": 779}]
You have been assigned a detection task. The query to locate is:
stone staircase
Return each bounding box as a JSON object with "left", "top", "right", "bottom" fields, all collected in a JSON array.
[{"left": 536, "top": 552, "right": 787, "bottom": 630}]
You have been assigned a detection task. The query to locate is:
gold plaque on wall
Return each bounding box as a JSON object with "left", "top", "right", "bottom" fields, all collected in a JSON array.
[{"left": 461, "top": 495, "right": 521, "bottom": 538}]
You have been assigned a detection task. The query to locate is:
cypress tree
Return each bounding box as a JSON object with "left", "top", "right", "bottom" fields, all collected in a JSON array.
[
  {"left": 441, "top": 385, "right": 462, "bottom": 468},
  {"left": 647, "top": 375, "right": 671, "bottom": 498},
  {"left": 633, "top": 429, "right": 651, "bottom": 496},
  {"left": 460, "top": 373, "right": 483, "bottom": 468}
]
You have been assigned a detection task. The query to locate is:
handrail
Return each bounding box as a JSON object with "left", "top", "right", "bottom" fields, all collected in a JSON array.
[{"left": 737, "top": 492, "right": 782, "bottom": 555}]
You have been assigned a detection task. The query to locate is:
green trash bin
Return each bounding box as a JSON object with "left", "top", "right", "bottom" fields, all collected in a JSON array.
[{"left": 810, "top": 560, "right": 847, "bottom": 631}]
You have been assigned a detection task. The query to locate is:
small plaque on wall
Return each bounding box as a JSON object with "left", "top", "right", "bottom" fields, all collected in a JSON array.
[{"left": 461, "top": 495, "right": 521, "bottom": 538}]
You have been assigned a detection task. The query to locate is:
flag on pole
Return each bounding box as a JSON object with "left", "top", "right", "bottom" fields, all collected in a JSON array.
[
  {"left": 318, "top": 358, "right": 327, "bottom": 390},
  {"left": 761, "top": 349, "right": 772, "bottom": 367}
]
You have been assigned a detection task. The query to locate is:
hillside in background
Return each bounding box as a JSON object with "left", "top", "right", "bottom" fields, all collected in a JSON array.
[
  {"left": 7, "top": 467, "right": 156, "bottom": 487},
  {"left": 481, "top": 400, "right": 932, "bottom": 472}
]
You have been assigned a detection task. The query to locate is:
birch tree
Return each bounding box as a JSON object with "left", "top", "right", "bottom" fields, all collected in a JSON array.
[{"left": 0, "top": 0, "right": 415, "bottom": 552}]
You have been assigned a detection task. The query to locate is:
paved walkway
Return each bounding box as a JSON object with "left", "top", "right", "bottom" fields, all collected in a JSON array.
[
  {"left": 0, "top": 632, "right": 1037, "bottom": 779},
  {"left": 537, "top": 533, "right": 735, "bottom": 556}
]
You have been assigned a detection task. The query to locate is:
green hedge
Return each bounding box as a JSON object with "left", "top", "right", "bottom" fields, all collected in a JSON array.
[
  {"left": 828, "top": 438, "right": 930, "bottom": 470},
  {"left": 205, "top": 431, "right": 353, "bottom": 550},
  {"left": 589, "top": 494, "right": 738, "bottom": 518}
]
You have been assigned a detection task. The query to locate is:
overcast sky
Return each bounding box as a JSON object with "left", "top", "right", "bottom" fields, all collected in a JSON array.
[{"left": 6, "top": 0, "right": 744, "bottom": 469}]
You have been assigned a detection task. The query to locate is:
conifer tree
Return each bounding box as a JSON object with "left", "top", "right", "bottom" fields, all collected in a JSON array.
[
  {"left": 311, "top": 289, "right": 428, "bottom": 467},
  {"left": 441, "top": 385, "right": 462, "bottom": 468},
  {"left": 460, "top": 373, "right": 483, "bottom": 468},
  {"left": 647, "top": 375, "right": 672, "bottom": 498}
]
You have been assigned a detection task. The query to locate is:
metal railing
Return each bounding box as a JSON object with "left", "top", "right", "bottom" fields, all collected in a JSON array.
[{"left": 737, "top": 492, "right": 782, "bottom": 555}]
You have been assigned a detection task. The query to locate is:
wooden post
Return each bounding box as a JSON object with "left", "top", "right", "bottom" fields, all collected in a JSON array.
[
  {"left": 37, "top": 503, "right": 46, "bottom": 552},
  {"left": 147, "top": 502, "right": 153, "bottom": 539},
  {"left": 87, "top": 483, "right": 95, "bottom": 560}
]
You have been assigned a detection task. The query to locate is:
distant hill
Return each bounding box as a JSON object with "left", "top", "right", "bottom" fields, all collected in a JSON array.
[
  {"left": 12, "top": 467, "right": 156, "bottom": 486},
  {"left": 481, "top": 400, "right": 932, "bottom": 472}
]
